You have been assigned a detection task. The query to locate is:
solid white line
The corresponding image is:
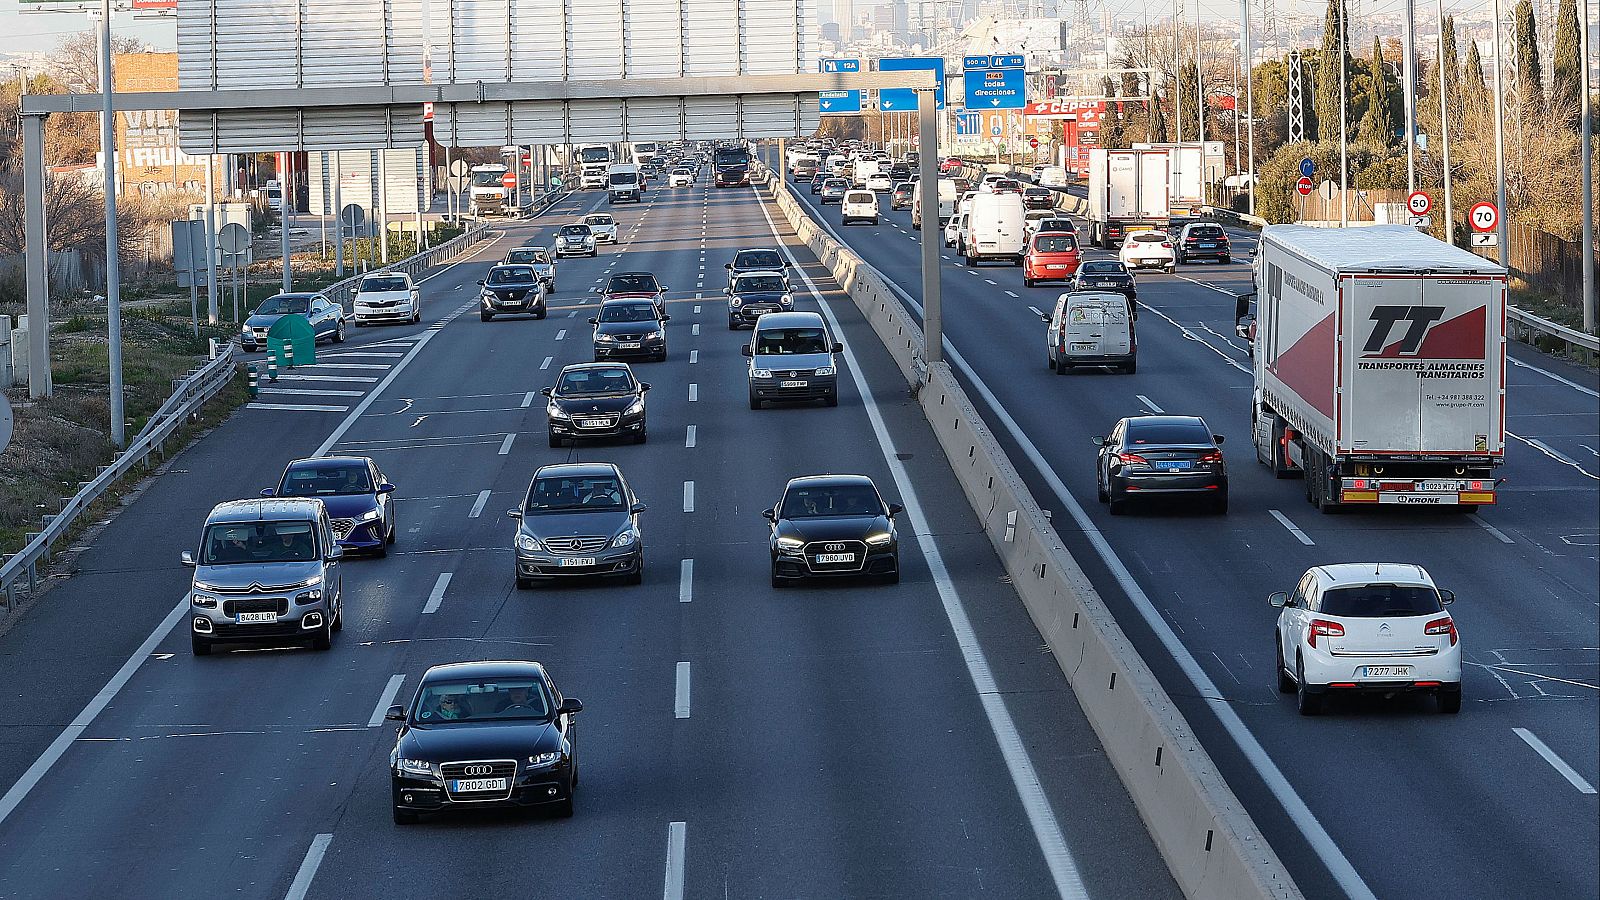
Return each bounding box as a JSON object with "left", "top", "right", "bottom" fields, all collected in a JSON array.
[
  {"left": 683, "top": 481, "right": 695, "bottom": 513},
  {"left": 247, "top": 402, "right": 351, "bottom": 413},
  {"left": 675, "top": 662, "right": 692, "bottom": 718},
  {"left": 555, "top": 329, "right": 567, "bottom": 341},
  {"left": 1473, "top": 516, "right": 1515, "bottom": 544},
  {"left": 257, "top": 388, "right": 366, "bottom": 397},
  {"left": 318, "top": 350, "right": 407, "bottom": 358},
  {"left": 1509, "top": 356, "right": 1600, "bottom": 399},
  {"left": 422, "top": 572, "right": 453, "bottom": 615},
  {"left": 1513, "top": 728, "right": 1598, "bottom": 794},
  {"left": 284, "top": 833, "right": 334, "bottom": 900},
  {"left": 468, "top": 489, "right": 491, "bottom": 519},
  {"left": 685, "top": 424, "right": 697, "bottom": 448},
  {"left": 679, "top": 558, "right": 693, "bottom": 602},
  {"left": 368, "top": 674, "right": 406, "bottom": 727},
  {"left": 498, "top": 433, "right": 516, "bottom": 455},
  {"left": 521, "top": 391, "right": 536, "bottom": 408},
  {"left": 298, "top": 362, "right": 392, "bottom": 370},
  {"left": 1136, "top": 394, "right": 1164, "bottom": 413},
  {"left": 1268, "top": 509, "right": 1316, "bottom": 545},
  {"left": 0, "top": 594, "right": 188, "bottom": 827},
  {"left": 751, "top": 187, "right": 1088, "bottom": 899},
  {"left": 1509, "top": 431, "right": 1600, "bottom": 480},
  {"left": 688, "top": 383, "right": 698, "bottom": 402},
  {"left": 663, "top": 821, "right": 687, "bottom": 900},
  {"left": 779, "top": 188, "right": 1378, "bottom": 900},
  {"left": 541, "top": 356, "right": 553, "bottom": 370}
]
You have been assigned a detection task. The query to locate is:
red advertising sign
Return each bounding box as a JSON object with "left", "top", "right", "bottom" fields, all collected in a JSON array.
[{"left": 1022, "top": 98, "right": 1104, "bottom": 124}]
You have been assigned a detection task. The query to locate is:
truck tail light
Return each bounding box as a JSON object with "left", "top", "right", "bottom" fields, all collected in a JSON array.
[
  {"left": 1308, "top": 619, "right": 1344, "bottom": 648},
  {"left": 1424, "top": 617, "right": 1458, "bottom": 646},
  {"left": 1118, "top": 453, "right": 1150, "bottom": 465}
]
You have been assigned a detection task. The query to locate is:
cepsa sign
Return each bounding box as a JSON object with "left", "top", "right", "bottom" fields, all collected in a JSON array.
[{"left": 1023, "top": 98, "right": 1104, "bottom": 123}]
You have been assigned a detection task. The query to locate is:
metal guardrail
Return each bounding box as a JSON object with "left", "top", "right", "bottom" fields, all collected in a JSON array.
[
  {"left": 1, "top": 345, "right": 239, "bottom": 609},
  {"left": 1507, "top": 305, "right": 1600, "bottom": 352}
]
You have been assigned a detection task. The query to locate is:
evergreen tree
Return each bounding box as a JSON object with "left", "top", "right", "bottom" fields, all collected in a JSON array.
[
  {"left": 1512, "top": 0, "right": 1543, "bottom": 113},
  {"left": 1178, "top": 60, "right": 1202, "bottom": 140},
  {"left": 1424, "top": 15, "right": 1460, "bottom": 121},
  {"left": 1463, "top": 39, "right": 1490, "bottom": 115},
  {"left": 1149, "top": 90, "right": 1169, "bottom": 142},
  {"left": 1550, "top": 0, "right": 1581, "bottom": 127},
  {"left": 1313, "top": 0, "right": 1350, "bottom": 144},
  {"left": 1361, "top": 37, "right": 1396, "bottom": 145}
]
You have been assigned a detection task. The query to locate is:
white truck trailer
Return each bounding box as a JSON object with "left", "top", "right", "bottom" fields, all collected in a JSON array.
[
  {"left": 1085, "top": 148, "right": 1171, "bottom": 249},
  {"left": 1241, "top": 225, "right": 1507, "bottom": 511}
]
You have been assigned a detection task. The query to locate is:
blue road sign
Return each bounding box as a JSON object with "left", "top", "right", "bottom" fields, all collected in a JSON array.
[
  {"left": 963, "top": 52, "right": 1026, "bottom": 110},
  {"left": 877, "top": 56, "right": 945, "bottom": 112},
  {"left": 820, "top": 58, "right": 862, "bottom": 115},
  {"left": 993, "top": 55, "right": 1025, "bottom": 68},
  {"left": 1299, "top": 157, "right": 1315, "bottom": 178},
  {"left": 955, "top": 112, "right": 981, "bottom": 135},
  {"left": 964, "top": 55, "right": 993, "bottom": 70}
]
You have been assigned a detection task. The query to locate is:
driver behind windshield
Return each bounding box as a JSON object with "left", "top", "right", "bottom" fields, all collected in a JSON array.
[{"left": 599, "top": 303, "right": 657, "bottom": 322}]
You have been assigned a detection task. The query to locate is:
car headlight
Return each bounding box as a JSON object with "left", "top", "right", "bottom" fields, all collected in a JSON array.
[
  {"left": 357, "top": 507, "right": 384, "bottom": 523},
  {"left": 865, "top": 531, "right": 893, "bottom": 546},
  {"left": 191, "top": 593, "right": 218, "bottom": 608},
  {"left": 289, "top": 574, "right": 323, "bottom": 590},
  {"left": 595, "top": 333, "right": 617, "bottom": 342},
  {"left": 527, "top": 751, "right": 561, "bottom": 768},
  {"left": 813, "top": 366, "right": 836, "bottom": 377},
  {"left": 730, "top": 297, "right": 743, "bottom": 308},
  {"left": 294, "top": 588, "right": 323, "bottom": 605},
  {"left": 776, "top": 535, "right": 805, "bottom": 550},
  {"left": 547, "top": 403, "right": 571, "bottom": 420},
  {"left": 611, "top": 530, "right": 637, "bottom": 548},
  {"left": 241, "top": 324, "right": 252, "bottom": 335},
  {"left": 396, "top": 758, "right": 438, "bottom": 777},
  {"left": 556, "top": 237, "right": 569, "bottom": 246},
  {"left": 751, "top": 368, "right": 773, "bottom": 378},
  {"left": 516, "top": 533, "right": 542, "bottom": 552},
  {"left": 624, "top": 398, "right": 645, "bottom": 416},
  {"left": 481, "top": 290, "right": 497, "bottom": 301},
  {"left": 780, "top": 294, "right": 794, "bottom": 307}
]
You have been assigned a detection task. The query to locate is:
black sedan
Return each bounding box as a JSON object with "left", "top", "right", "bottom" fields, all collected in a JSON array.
[
  {"left": 590, "top": 298, "right": 669, "bottom": 362},
  {"left": 1069, "top": 259, "right": 1137, "bottom": 303},
  {"left": 264, "top": 455, "right": 396, "bottom": 554},
  {"left": 810, "top": 173, "right": 827, "bottom": 194},
  {"left": 509, "top": 462, "right": 645, "bottom": 586},
  {"left": 764, "top": 474, "right": 902, "bottom": 587},
  {"left": 543, "top": 363, "right": 649, "bottom": 446},
  {"left": 726, "top": 271, "right": 794, "bottom": 329},
  {"left": 1094, "top": 416, "right": 1228, "bottom": 515},
  {"left": 479, "top": 264, "right": 546, "bottom": 321},
  {"left": 1023, "top": 186, "right": 1056, "bottom": 210},
  {"left": 387, "top": 660, "right": 583, "bottom": 823}
]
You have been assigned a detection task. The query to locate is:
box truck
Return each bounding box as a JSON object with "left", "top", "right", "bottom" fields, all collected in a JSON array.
[
  {"left": 577, "top": 144, "right": 613, "bottom": 189},
  {"left": 1085, "top": 148, "right": 1170, "bottom": 249},
  {"left": 1239, "top": 225, "right": 1507, "bottom": 511},
  {"left": 468, "top": 164, "right": 510, "bottom": 216}
]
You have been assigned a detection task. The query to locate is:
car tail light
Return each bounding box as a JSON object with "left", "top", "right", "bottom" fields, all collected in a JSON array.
[
  {"left": 1308, "top": 619, "right": 1344, "bottom": 648},
  {"left": 1118, "top": 453, "right": 1149, "bottom": 465},
  {"left": 1197, "top": 451, "right": 1223, "bottom": 463},
  {"left": 1424, "top": 617, "right": 1458, "bottom": 646},
  {"left": 1161, "top": 241, "right": 1173, "bottom": 248}
]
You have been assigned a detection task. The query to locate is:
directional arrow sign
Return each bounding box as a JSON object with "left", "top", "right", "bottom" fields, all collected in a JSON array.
[
  {"left": 877, "top": 56, "right": 945, "bottom": 112},
  {"left": 819, "top": 59, "right": 862, "bottom": 115},
  {"left": 963, "top": 52, "right": 1025, "bottom": 110}
]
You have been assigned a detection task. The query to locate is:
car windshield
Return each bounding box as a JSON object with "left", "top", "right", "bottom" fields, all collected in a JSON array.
[
  {"left": 735, "top": 250, "right": 783, "bottom": 270},
  {"left": 560, "top": 225, "right": 591, "bottom": 237},
  {"left": 278, "top": 463, "right": 372, "bottom": 496},
  {"left": 487, "top": 267, "right": 536, "bottom": 285},
  {"left": 505, "top": 248, "right": 549, "bottom": 264},
  {"left": 1320, "top": 585, "right": 1443, "bottom": 617},
  {"left": 556, "top": 368, "right": 634, "bottom": 395},
  {"left": 525, "top": 475, "right": 625, "bottom": 511},
  {"left": 413, "top": 678, "right": 552, "bottom": 724},
  {"left": 470, "top": 170, "right": 504, "bottom": 187},
  {"left": 359, "top": 276, "right": 407, "bottom": 293},
  {"left": 1080, "top": 262, "right": 1126, "bottom": 275},
  {"left": 607, "top": 274, "right": 660, "bottom": 293},
  {"left": 1126, "top": 422, "right": 1214, "bottom": 445},
  {"left": 255, "top": 296, "right": 309, "bottom": 316},
  {"left": 755, "top": 326, "right": 828, "bottom": 355},
  {"left": 599, "top": 302, "right": 658, "bottom": 323},
  {"left": 586, "top": 215, "right": 614, "bottom": 226},
  {"left": 735, "top": 275, "right": 786, "bottom": 294},
  {"left": 200, "top": 520, "right": 318, "bottom": 565},
  {"left": 1034, "top": 235, "right": 1078, "bottom": 253},
  {"left": 780, "top": 484, "right": 882, "bottom": 518}
]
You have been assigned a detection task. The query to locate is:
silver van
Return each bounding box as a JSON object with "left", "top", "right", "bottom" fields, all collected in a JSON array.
[
  {"left": 1042, "top": 291, "right": 1136, "bottom": 374},
  {"left": 182, "top": 498, "right": 344, "bottom": 655},
  {"left": 742, "top": 311, "right": 843, "bottom": 408}
]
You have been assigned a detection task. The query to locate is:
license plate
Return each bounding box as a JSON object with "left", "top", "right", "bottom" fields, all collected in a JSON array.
[
  {"left": 815, "top": 553, "right": 855, "bottom": 564},
  {"left": 1152, "top": 460, "right": 1190, "bottom": 471},
  {"left": 1048, "top": 264, "right": 1068, "bottom": 270},
  {"left": 1380, "top": 493, "right": 1458, "bottom": 505},
  {"left": 451, "top": 778, "right": 508, "bottom": 792},
  {"left": 1198, "top": 242, "right": 1215, "bottom": 248},
  {"left": 780, "top": 380, "right": 808, "bottom": 388},
  {"left": 1361, "top": 665, "right": 1413, "bottom": 679},
  {"left": 1419, "top": 480, "right": 1461, "bottom": 491},
  {"left": 617, "top": 342, "right": 641, "bottom": 349},
  {"left": 1096, "top": 282, "right": 1118, "bottom": 288},
  {"left": 579, "top": 419, "right": 609, "bottom": 428},
  {"left": 559, "top": 557, "right": 597, "bottom": 567},
  {"left": 1070, "top": 342, "right": 1097, "bottom": 351},
  {"left": 236, "top": 611, "right": 277, "bottom": 624}
]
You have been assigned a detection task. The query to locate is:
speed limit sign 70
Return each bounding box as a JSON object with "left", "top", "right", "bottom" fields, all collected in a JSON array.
[
  {"left": 1469, "top": 201, "right": 1499, "bottom": 232},
  {"left": 1407, "top": 191, "right": 1432, "bottom": 216}
]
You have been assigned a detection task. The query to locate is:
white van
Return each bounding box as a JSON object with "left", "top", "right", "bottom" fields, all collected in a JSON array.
[
  {"left": 1042, "top": 292, "right": 1136, "bottom": 374},
  {"left": 841, "top": 189, "right": 879, "bottom": 225},
  {"left": 1037, "top": 166, "right": 1070, "bottom": 188},
  {"left": 961, "top": 192, "right": 1027, "bottom": 266},
  {"left": 911, "top": 179, "right": 958, "bottom": 230}
]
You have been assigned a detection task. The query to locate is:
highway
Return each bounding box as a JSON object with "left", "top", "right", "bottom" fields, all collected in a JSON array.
[
  {"left": 779, "top": 159, "right": 1600, "bottom": 900},
  {"left": 0, "top": 174, "right": 1184, "bottom": 898}
]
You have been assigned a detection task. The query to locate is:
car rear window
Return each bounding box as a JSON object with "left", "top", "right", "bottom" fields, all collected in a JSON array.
[
  {"left": 1319, "top": 585, "right": 1443, "bottom": 617},
  {"left": 845, "top": 191, "right": 875, "bottom": 203},
  {"left": 1188, "top": 226, "right": 1225, "bottom": 238},
  {"left": 736, "top": 250, "right": 784, "bottom": 269},
  {"left": 1034, "top": 235, "right": 1078, "bottom": 253},
  {"left": 1079, "top": 261, "right": 1126, "bottom": 275},
  {"left": 1131, "top": 233, "right": 1166, "bottom": 243},
  {"left": 1125, "top": 422, "right": 1214, "bottom": 445}
]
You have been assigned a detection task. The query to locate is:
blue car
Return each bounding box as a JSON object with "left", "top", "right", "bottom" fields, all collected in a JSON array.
[
  {"left": 263, "top": 456, "right": 395, "bottom": 555},
  {"left": 241, "top": 292, "right": 347, "bottom": 352}
]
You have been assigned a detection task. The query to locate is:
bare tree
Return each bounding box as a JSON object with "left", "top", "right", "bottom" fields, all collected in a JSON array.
[{"left": 49, "top": 30, "right": 148, "bottom": 94}]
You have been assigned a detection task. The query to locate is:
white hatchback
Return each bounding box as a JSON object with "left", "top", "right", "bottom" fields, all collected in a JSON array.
[
  {"left": 584, "top": 213, "right": 619, "bottom": 243},
  {"left": 1119, "top": 229, "right": 1176, "bottom": 273},
  {"left": 865, "top": 173, "right": 894, "bottom": 192},
  {"left": 1271, "top": 563, "right": 1462, "bottom": 715},
  {"left": 841, "top": 190, "right": 879, "bottom": 226}
]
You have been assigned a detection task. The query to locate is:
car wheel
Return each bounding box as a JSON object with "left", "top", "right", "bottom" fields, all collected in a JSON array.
[
  {"left": 191, "top": 634, "right": 213, "bottom": 656},
  {"left": 1107, "top": 488, "right": 1127, "bottom": 515},
  {"left": 749, "top": 392, "right": 762, "bottom": 410},
  {"left": 1295, "top": 658, "right": 1322, "bottom": 715},
  {"left": 310, "top": 622, "right": 332, "bottom": 651},
  {"left": 729, "top": 317, "right": 740, "bottom": 330},
  {"left": 870, "top": 217, "right": 878, "bottom": 225},
  {"left": 1437, "top": 685, "right": 1462, "bottom": 714},
  {"left": 1212, "top": 491, "right": 1229, "bottom": 514},
  {"left": 387, "top": 517, "right": 397, "bottom": 545},
  {"left": 1096, "top": 470, "right": 1108, "bottom": 503},
  {"left": 332, "top": 320, "right": 346, "bottom": 343},
  {"left": 535, "top": 308, "right": 547, "bottom": 320},
  {"left": 770, "top": 566, "right": 786, "bottom": 589},
  {"left": 1055, "top": 357, "right": 1070, "bottom": 375},
  {"left": 551, "top": 793, "right": 574, "bottom": 818},
  {"left": 1047, "top": 351, "right": 1057, "bottom": 371},
  {"left": 515, "top": 576, "right": 533, "bottom": 590},
  {"left": 1023, "top": 276, "right": 1034, "bottom": 287},
  {"left": 331, "top": 605, "right": 344, "bottom": 631},
  {"left": 625, "top": 560, "right": 643, "bottom": 586},
  {"left": 412, "top": 308, "right": 421, "bottom": 324},
  {"left": 1165, "top": 265, "right": 1176, "bottom": 274},
  {"left": 824, "top": 392, "right": 838, "bottom": 408},
  {"left": 373, "top": 544, "right": 388, "bottom": 558},
  {"left": 882, "top": 564, "right": 900, "bottom": 585},
  {"left": 1276, "top": 641, "right": 1296, "bottom": 693},
  {"left": 1122, "top": 358, "right": 1138, "bottom": 375},
  {"left": 354, "top": 319, "right": 366, "bottom": 328},
  {"left": 548, "top": 432, "right": 564, "bottom": 448},
  {"left": 393, "top": 805, "right": 419, "bottom": 825},
  {"left": 481, "top": 311, "right": 494, "bottom": 322},
  {"left": 634, "top": 429, "right": 648, "bottom": 445},
  {"left": 1220, "top": 255, "right": 1231, "bottom": 264}
]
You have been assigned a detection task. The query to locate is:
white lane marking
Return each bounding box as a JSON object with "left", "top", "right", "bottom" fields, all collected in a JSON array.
[
  {"left": 694, "top": 304, "right": 702, "bottom": 312},
  {"left": 1509, "top": 356, "right": 1600, "bottom": 399},
  {"left": 317, "top": 351, "right": 406, "bottom": 359},
  {"left": 1005, "top": 290, "right": 1019, "bottom": 298},
  {"left": 247, "top": 403, "right": 351, "bottom": 413},
  {"left": 679, "top": 558, "right": 693, "bottom": 602},
  {"left": 297, "top": 362, "right": 392, "bottom": 370},
  {"left": 685, "top": 425, "right": 697, "bottom": 448},
  {"left": 257, "top": 388, "right": 365, "bottom": 397},
  {"left": 270, "top": 374, "right": 381, "bottom": 383},
  {"left": 367, "top": 675, "right": 406, "bottom": 727},
  {"left": 984, "top": 278, "right": 998, "bottom": 285},
  {"left": 541, "top": 356, "right": 553, "bottom": 370},
  {"left": 568, "top": 310, "right": 577, "bottom": 318},
  {"left": 422, "top": 572, "right": 453, "bottom": 615},
  {"left": 468, "top": 489, "right": 491, "bottom": 519},
  {"left": 675, "top": 662, "right": 692, "bottom": 719},
  {"left": 1581, "top": 444, "right": 1600, "bottom": 458},
  {"left": 522, "top": 391, "right": 536, "bottom": 408},
  {"left": 1027, "top": 306, "right": 1046, "bottom": 319},
  {"left": 1508, "top": 431, "right": 1600, "bottom": 480},
  {"left": 1172, "top": 272, "right": 1237, "bottom": 295},
  {"left": 284, "top": 833, "right": 334, "bottom": 900},
  {"left": 0, "top": 594, "right": 189, "bottom": 827},
  {"left": 555, "top": 329, "right": 567, "bottom": 341},
  {"left": 1136, "top": 302, "right": 1252, "bottom": 375},
  {"left": 801, "top": 199, "right": 1379, "bottom": 900},
  {"left": 753, "top": 187, "right": 1088, "bottom": 899},
  {"left": 498, "top": 433, "right": 516, "bottom": 455},
  {"left": 1268, "top": 509, "right": 1316, "bottom": 545},
  {"left": 691, "top": 323, "right": 700, "bottom": 336},
  {"left": 688, "top": 383, "right": 698, "bottom": 402},
  {"left": 662, "top": 821, "right": 687, "bottom": 900},
  {"left": 1473, "top": 516, "right": 1515, "bottom": 544},
  {"left": 689, "top": 349, "right": 699, "bottom": 364},
  {"left": 1513, "top": 728, "right": 1598, "bottom": 794},
  {"left": 1136, "top": 394, "right": 1164, "bottom": 413},
  {"left": 683, "top": 481, "right": 695, "bottom": 513}
]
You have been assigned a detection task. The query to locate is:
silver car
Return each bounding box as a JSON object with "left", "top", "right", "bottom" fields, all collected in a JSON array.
[
  {"left": 182, "top": 498, "right": 344, "bottom": 655},
  {"left": 509, "top": 463, "right": 645, "bottom": 588}
]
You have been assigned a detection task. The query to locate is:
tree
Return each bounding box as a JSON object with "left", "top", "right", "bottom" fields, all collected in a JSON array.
[
  {"left": 1512, "top": 0, "right": 1542, "bottom": 114},
  {"left": 1462, "top": 40, "right": 1490, "bottom": 117},
  {"left": 1148, "top": 89, "right": 1168, "bottom": 142},
  {"left": 1177, "top": 60, "right": 1201, "bottom": 140},
  {"left": 1550, "top": 0, "right": 1581, "bottom": 128},
  {"left": 1361, "top": 38, "right": 1396, "bottom": 146},
  {"left": 50, "top": 30, "right": 148, "bottom": 93},
  {"left": 1313, "top": 0, "right": 1350, "bottom": 144}
]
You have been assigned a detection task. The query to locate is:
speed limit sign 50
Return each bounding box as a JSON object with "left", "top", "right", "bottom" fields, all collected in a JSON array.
[
  {"left": 1469, "top": 201, "right": 1499, "bottom": 233},
  {"left": 1407, "top": 191, "right": 1432, "bottom": 216}
]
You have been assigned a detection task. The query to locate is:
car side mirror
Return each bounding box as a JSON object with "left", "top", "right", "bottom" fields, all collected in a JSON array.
[
  {"left": 887, "top": 502, "right": 904, "bottom": 517},
  {"left": 588, "top": 317, "right": 598, "bottom": 325},
  {"left": 761, "top": 508, "right": 776, "bottom": 521},
  {"left": 540, "top": 387, "right": 553, "bottom": 397},
  {"left": 1091, "top": 435, "right": 1106, "bottom": 446},
  {"left": 326, "top": 545, "right": 344, "bottom": 561},
  {"left": 260, "top": 487, "right": 276, "bottom": 497},
  {"left": 1039, "top": 311, "right": 1051, "bottom": 323},
  {"left": 476, "top": 279, "right": 485, "bottom": 285},
  {"left": 831, "top": 342, "right": 844, "bottom": 353},
  {"left": 1268, "top": 591, "right": 1289, "bottom": 608},
  {"left": 506, "top": 508, "right": 522, "bottom": 520},
  {"left": 1212, "top": 435, "right": 1226, "bottom": 445},
  {"left": 741, "top": 345, "right": 753, "bottom": 357},
  {"left": 385, "top": 704, "right": 406, "bottom": 722},
  {"left": 180, "top": 550, "right": 195, "bottom": 567},
  {"left": 724, "top": 263, "right": 733, "bottom": 270},
  {"left": 661, "top": 286, "right": 670, "bottom": 292},
  {"left": 640, "top": 382, "right": 651, "bottom": 391},
  {"left": 723, "top": 287, "right": 732, "bottom": 295},
  {"left": 1234, "top": 291, "right": 1256, "bottom": 324},
  {"left": 377, "top": 483, "right": 396, "bottom": 494},
  {"left": 558, "top": 698, "right": 584, "bottom": 715},
  {"left": 1438, "top": 589, "right": 1455, "bottom": 605},
  {"left": 661, "top": 315, "right": 671, "bottom": 322},
  {"left": 630, "top": 501, "right": 648, "bottom": 514}
]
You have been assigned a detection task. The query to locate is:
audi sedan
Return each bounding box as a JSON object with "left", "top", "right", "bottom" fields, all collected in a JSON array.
[
  {"left": 590, "top": 298, "right": 669, "bottom": 362},
  {"left": 387, "top": 660, "right": 583, "bottom": 823},
  {"left": 263, "top": 456, "right": 396, "bottom": 555},
  {"left": 1094, "top": 416, "right": 1228, "bottom": 515},
  {"left": 543, "top": 362, "right": 649, "bottom": 446},
  {"left": 478, "top": 264, "right": 546, "bottom": 321},
  {"left": 509, "top": 463, "right": 645, "bottom": 587},
  {"left": 764, "top": 474, "right": 902, "bottom": 587}
]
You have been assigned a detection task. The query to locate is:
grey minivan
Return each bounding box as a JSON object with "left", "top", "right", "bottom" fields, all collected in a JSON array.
[
  {"left": 182, "top": 498, "right": 344, "bottom": 655},
  {"left": 742, "top": 311, "right": 842, "bottom": 408}
]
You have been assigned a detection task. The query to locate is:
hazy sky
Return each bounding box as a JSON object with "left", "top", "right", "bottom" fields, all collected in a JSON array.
[{"left": 2, "top": 2, "right": 176, "bottom": 56}]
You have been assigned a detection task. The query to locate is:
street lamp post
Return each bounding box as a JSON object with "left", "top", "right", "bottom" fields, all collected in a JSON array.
[{"left": 96, "top": 0, "right": 125, "bottom": 447}]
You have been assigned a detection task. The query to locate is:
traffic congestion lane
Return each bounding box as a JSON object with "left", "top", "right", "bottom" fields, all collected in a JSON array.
[{"left": 783, "top": 170, "right": 1598, "bottom": 900}]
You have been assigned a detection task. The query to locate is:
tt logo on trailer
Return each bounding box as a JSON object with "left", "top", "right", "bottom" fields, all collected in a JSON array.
[{"left": 1363, "top": 306, "right": 1446, "bottom": 355}]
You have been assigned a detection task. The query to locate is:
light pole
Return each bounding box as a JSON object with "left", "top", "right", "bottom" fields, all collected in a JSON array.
[
  {"left": 1337, "top": 0, "right": 1348, "bottom": 227},
  {"left": 1580, "top": 0, "right": 1594, "bottom": 332},
  {"left": 1240, "top": 0, "right": 1256, "bottom": 214},
  {"left": 1402, "top": 0, "right": 1417, "bottom": 193},
  {"left": 96, "top": 0, "right": 125, "bottom": 447},
  {"left": 1194, "top": 0, "right": 1204, "bottom": 145},
  {"left": 1173, "top": 0, "right": 1183, "bottom": 142},
  {"left": 1490, "top": 0, "right": 1508, "bottom": 264}
]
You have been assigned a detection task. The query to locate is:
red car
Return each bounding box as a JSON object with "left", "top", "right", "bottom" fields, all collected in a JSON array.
[
  {"left": 939, "top": 156, "right": 964, "bottom": 174},
  {"left": 1022, "top": 232, "right": 1081, "bottom": 287}
]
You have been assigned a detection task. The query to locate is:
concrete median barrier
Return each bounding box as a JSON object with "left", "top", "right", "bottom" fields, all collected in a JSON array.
[{"left": 762, "top": 172, "right": 1301, "bottom": 900}]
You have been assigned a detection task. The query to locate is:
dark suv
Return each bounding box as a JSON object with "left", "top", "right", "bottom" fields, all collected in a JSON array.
[
  {"left": 479, "top": 264, "right": 546, "bottom": 321},
  {"left": 1176, "top": 222, "right": 1232, "bottom": 264}
]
